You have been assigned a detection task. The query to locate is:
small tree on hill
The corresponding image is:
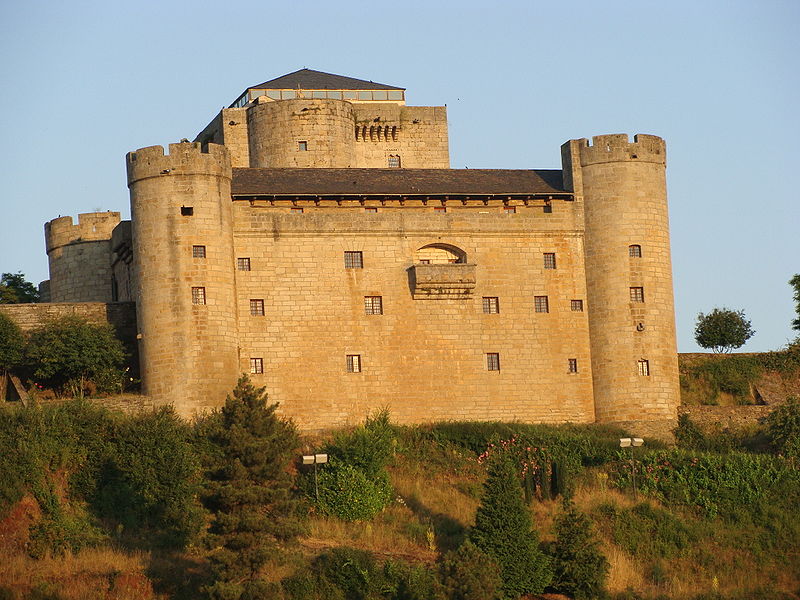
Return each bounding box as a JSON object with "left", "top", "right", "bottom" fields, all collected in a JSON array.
[
  {"left": 790, "top": 274, "right": 800, "bottom": 333},
  {"left": 0, "top": 312, "right": 24, "bottom": 374},
  {"left": 199, "top": 376, "right": 302, "bottom": 600},
  {"left": 547, "top": 500, "right": 609, "bottom": 600},
  {"left": 470, "top": 454, "right": 552, "bottom": 599},
  {"left": 694, "top": 308, "right": 754, "bottom": 353},
  {"left": 25, "top": 316, "right": 126, "bottom": 395},
  {"left": 0, "top": 272, "right": 40, "bottom": 304},
  {"left": 439, "top": 541, "right": 502, "bottom": 600}
]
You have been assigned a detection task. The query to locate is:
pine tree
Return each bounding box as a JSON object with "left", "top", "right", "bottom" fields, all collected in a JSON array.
[
  {"left": 549, "top": 500, "right": 609, "bottom": 600},
  {"left": 470, "top": 454, "right": 551, "bottom": 599},
  {"left": 200, "top": 376, "right": 302, "bottom": 600}
]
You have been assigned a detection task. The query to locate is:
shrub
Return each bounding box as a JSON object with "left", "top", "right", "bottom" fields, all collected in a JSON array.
[
  {"left": 315, "top": 462, "right": 392, "bottom": 521},
  {"left": 384, "top": 561, "right": 444, "bottom": 600},
  {"left": 438, "top": 541, "right": 502, "bottom": 600},
  {"left": 314, "top": 547, "right": 386, "bottom": 600},
  {"left": 470, "top": 454, "right": 551, "bottom": 598},
  {"left": 596, "top": 502, "right": 694, "bottom": 560},
  {"left": 765, "top": 397, "right": 800, "bottom": 459},
  {"left": 548, "top": 500, "right": 609, "bottom": 599},
  {"left": 24, "top": 316, "right": 126, "bottom": 395},
  {"left": 694, "top": 308, "right": 754, "bottom": 353},
  {"left": 200, "top": 376, "right": 302, "bottom": 599},
  {"left": 0, "top": 311, "right": 24, "bottom": 372},
  {"left": 327, "top": 408, "right": 394, "bottom": 478}
]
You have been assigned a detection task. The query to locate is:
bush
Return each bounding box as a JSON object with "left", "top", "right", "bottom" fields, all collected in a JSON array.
[
  {"left": 470, "top": 454, "right": 551, "bottom": 598},
  {"left": 596, "top": 502, "right": 695, "bottom": 560},
  {"left": 24, "top": 316, "right": 126, "bottom": 395},
  {"left": 315, "top": 462, "right": 393, "bottom": 521},
  {"left": 548, "top": 500, "right": 609, "bottom": 599},
  {"left": 0, "top": 311, "right": 24, "bottom": 372},
  {"left": 694, "top": 308, "right": 754, "bottom": 353},
  {"left": 314, "top": 547, "right": 386, "bottom": 600},
  {"left": 765, "top": 397, "right": 800, "bottom": 459},
  {"left": 438, "top": 541, "right": 502, "bottom": 600}
]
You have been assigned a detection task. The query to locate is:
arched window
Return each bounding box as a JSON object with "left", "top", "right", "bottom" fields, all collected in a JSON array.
[{"left": 414, "top": 244, "right": 466, "bottom": 264}]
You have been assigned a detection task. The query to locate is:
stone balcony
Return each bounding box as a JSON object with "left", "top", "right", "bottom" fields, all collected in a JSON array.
[{"left": 410, "top": 263, "right": 476, "bottom": 299}]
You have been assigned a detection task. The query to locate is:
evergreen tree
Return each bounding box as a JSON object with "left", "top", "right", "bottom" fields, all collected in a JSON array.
[
  {"left": 200, "top": 376, "right": 302, "bottom": 600},
  {"left": 548, "top": 500, "right": 609, "bottom": 600},
  {"left": 470, "top": 454, "right": 551, "bottom": 599},
  {"left": 439, "top": 541, "right": 502, "bottom": 600}
]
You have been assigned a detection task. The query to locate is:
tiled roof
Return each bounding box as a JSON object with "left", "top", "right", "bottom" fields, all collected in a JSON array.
[
  {"left": 231, "top": 168, "right": 566, "bottom": 197},
  {"left": 251, "top": 69, "right": 404, "bottom": 91}
]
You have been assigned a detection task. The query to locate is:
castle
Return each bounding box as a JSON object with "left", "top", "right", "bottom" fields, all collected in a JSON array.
[{"left": 39, "top": 69, "right": 680, "bottom": 430}]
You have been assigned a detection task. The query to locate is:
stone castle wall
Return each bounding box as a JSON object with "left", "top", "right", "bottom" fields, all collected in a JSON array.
[
  {"left": 44, "top": 212, "right": 121, "bottom": 302},
  {"left": 230, "top": 197, "right": 595, "bottom": 429}
]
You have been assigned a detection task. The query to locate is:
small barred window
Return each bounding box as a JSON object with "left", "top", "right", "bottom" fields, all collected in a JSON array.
[
  {"left": 388, "top": 155, "right": 401, "bottom": 168},
  {"left": 629, "top": 245, "right": 642, "bottom": 257},
  {"left": 486, "top": 353, "right": 500, "bottom": 371},
  {"left": 250, "top": 299, "right": 265, "bottom": 316},
  {"left": 534, "top": 296, "right": 549, "bottom": 313},
  {"left": 250, "top": 358, "right": 264, "bottom": 374},
  {"left": 347, "top": 354, "right": 362, "bottom": 373},
  {"left": 344, "top": 251, "right": 363, "bottom": 269},
  {"left": 482, "top": 297, "right": 499, "bottom": 314},
  {"left": 571, "top": 299, "right": 584, "bottom": 312},
  {"left": 364, "top": 296, "right": 383, "bottom": 315},
  {"left": 568, "top": 358, "right": 578, "bottom": 374},
  {"left": 237, "top": 258, "right": 251, "bottom": 271},
  {"left": 543, "top": 253, "right": 556, "bottom": 269},
  {"left": 630, "top": 287, "right": 645, "bottom": 303},
  {"left": 192, "top": 245, "right": 206, "bottom": 258},
  {"left": 638, "top": 359, "right": 650, "bottom": 376},
  {"left": 191, "top": 287, "right": 206, "bottom": 305}
]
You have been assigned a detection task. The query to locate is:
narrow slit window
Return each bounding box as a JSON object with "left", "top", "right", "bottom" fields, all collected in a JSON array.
[
  {"left": 191, "top": 287, "right": 206, "bottom": 305},
  {"left": 482, "top": 297, "right": 499, "bottom": 314},
  {"left": 638, "top": 359, "right": 650, "bottom": 376},
  {"left": 534, "top": 296, "right": 549, "bottom": 313},
  {"left": 347, "top": 354, "right": 362, "bottom": 373},
  {"left": 250, "top": 358, "right": 264, "bottom": 374},
  {"left": 629, "top": 244, "right": 642, "bottom": 258},
  {"left": 568, "top": 358, "right": 578, "bottom": 373},
  {"left": 630, "top": 287, "right": 645, "bottom": 303},
  {"left": 192, "top": 245, "right": 206, "bottom": 258},
  {"left": 237, "top": 257, "right": 251, "bottom": 271},
  {"left": 571, "top": 299, "right": 584, "bottom": 312},
  {"left": 249, "top": 299, "right": 265, "bottom": 316},
  {"left": 486, "top": 353, "right": 500, "bottom": 371},
  {"left": 543, "top": 253, "right": 557, "bottom": 269},
  {"left": 344, "top": 251, "right": 363, "bottom": 269},
  {"left": 364, "top": 296, "right": 383, "bottom": 315}
]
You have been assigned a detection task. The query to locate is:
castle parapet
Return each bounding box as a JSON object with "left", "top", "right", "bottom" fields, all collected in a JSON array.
[
  {"left": 45, "top": 212, "right": 121, "bottom": 253},
  {"left": 126, "top": 142, "right": 231, "bottom": 185},
  {"left": 578, "top": 134, "right": 666, "bottom": 167}
]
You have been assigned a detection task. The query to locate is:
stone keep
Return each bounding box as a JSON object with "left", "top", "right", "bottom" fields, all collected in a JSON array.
[{"left": 41, "top": 69, "right": 680, "bottom": 429}]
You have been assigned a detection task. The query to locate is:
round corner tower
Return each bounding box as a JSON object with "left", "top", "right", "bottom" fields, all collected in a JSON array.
[
  {"left": 126, "top": 142, "right": 239, "bottom": 416},
  {"left": 575, "top": 133, "right": 679, "bottom": 424}
]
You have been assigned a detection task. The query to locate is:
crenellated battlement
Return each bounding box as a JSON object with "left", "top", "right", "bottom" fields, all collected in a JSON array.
[
  {"left": 578, "top": 133, "right": 665, "bottom": 167},
  {"left": 126, "top": 142, "right": 231, "bottom": 186},
  {"left": 45, "top": 212, "right": 121, "bottom": 253}
]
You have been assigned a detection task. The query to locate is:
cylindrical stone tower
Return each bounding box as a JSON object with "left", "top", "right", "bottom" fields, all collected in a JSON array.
[
  {"left": 126, "top": 142, "right": 239, "bottom": 415},
  {"left": 247, "top": 98, "right": 357, "bottom": 167},
  {"left": 44, "top": 212, "right": 121, "bottom": 302},
  {"left": 569, "top": 134, "right": 679, "bottom": 424}
]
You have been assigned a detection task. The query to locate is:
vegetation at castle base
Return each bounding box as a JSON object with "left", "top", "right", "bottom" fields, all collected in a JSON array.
[
  {"left": 469, "top": 453, "right": 552, "bottom": 598},
  {"left": 694, "top": 308, "right": 755, "bottom": 354},
  {"left": 679, "top": 341, "right": 800, "bottom": 405},
  {"left": 0, "top": 272, "right": 40, "bottom": 304},
  {"left": 0, "top": 311, "right": 24, "bottom": 372},
  {"left": 24, "top": 316, "right": 128, "bottom": 397},
  {"left": 197, "top": 376, "right": 303, "bottom": 600}
]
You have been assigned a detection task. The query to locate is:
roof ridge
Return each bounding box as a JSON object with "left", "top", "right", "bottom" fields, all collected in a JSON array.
[{"left": 251, "top": 68, "right": 404, "bottom": 91}]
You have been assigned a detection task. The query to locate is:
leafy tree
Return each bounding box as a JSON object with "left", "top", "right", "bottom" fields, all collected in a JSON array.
[
  {"left": 199, "top": 376, "right": 302, "bottom": 600},
  {"left": 439, "top": 541, "right": 502, "bottom": 600},
  {"left": 24, "top": 316, "right": 126, "bottom": 395},
  {"left": 470, "top": 454, "right": 552, "bottom": 599},
  {"left": 0, "top": 272, "right": 40, "bottom": 304},
  {"left": 694, "top": 308, "right": 754, "bottom": 353},
  {"left": 765, "top": 397, "right": 800, "bottom": 459},
  {"left": 548, "top": 500, "right": 609, "bottom": 600},
  {"left": 790, "top": 274, "right": 800, "bottom": 333},
  {"left": 0, "top": 311, "right": 24, "bottom": 373}
]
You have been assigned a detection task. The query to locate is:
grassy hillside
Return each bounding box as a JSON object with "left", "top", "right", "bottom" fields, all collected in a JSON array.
[{"left": 1, "top": 398, "right": 799, "bottom": 600}]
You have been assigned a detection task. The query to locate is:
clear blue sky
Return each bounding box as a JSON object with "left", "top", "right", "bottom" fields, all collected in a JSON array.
[{"left": 1, "top": 0, "right": 798, "bottom": 352}]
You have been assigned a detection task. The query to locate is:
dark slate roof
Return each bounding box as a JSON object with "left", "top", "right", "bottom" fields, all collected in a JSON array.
[
  {"left": 231, "top": 168, "right": 566, "bottom": 197},
  {"left": 251, "top": 69, "right": 404, "bottom": 91}
]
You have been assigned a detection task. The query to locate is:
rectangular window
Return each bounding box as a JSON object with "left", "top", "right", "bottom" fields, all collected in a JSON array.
[
  {"left": 250, "top": 358, "right": 263, "bottom": 374},
  {"left": 419, "top": 259, "right": 430, "bottom": 264},
  {"left": 486, "top": 353, "right": 500, "bottom": 371},
  {"left": 180, "top": 206, "right": 194, "bottom": 216},
  {"left": 298, "top": 141, "right": 308, "bottom": 151},
  {"left": 504, "top": 206, "right": 516, "bottom": 214},
  {"left": 249, "top": 299, "right": 265, "bottom": 316},
  {"left": 638, "top": 359, "right": 650, "bottom": 376},
  {"left": 482, "top": 297, "right": 500, "bottom": 314},
  {"left": 191, "top": 287, "right": 206, "bottom": 305},
  {"left": 571, "top": 299, "right": 584, "bottom": 312},
  {"left": 543, "top": 253, "right": 557, "bottom": 269},
  {"left": 192, "top": 245, "right": 206, "bottom": 258},
  {"left": 388, "top": 155, "right": 401, "bottom": 168},
  {"left": 364, "top": 207, "right": 378, "bottom": 213},
  {"left": 291, "top": 207, "right": 304, "bottom": 213},
  {"left": 568, "top": 358, "right": 578, "bottom": 373},
  {"left": 543, "top": 204, "right": 553, "bottom": 214},
  {"left": 630, "top": 287, "right": 645, "bottom": 303},
  {"left": 364, "top": 296, "right": 383, "bottom": 315},
  {"left": 534, "top": 296, "right": 549, "bottom": 313},
  {"left": 347, "top": 354, "right": 362, "bottom": 373},
  {"left": 237, "top": 257, "right": 251, "bottom": 271},
  {"left": 433, "top": 206, "right": 447, "bottom": 213},
  {"left": 344, "top": 251, "right": 363, "bottom": 269},
  {"left": 629, "top": 244, "right": 642, "bottom": 258}
]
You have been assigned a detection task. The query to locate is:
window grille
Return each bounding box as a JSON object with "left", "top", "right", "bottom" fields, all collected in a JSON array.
[
  {"left": 534, "top": 296, "right": 549, "bottom": 313},
  {"left": 388, "top": 155, "right": 401, "bottom": 168},
  {"left": 486, "top": 353, "right": 500, "bottom": 371},
  {"left": 344, "top": 251, "right": 363, "bottom": 269},
  {"left": 192, "top": 245, "right": 206, "bottom": 258},
  {"left": 568, "top": 358, "right": 578, "bottom": 373},
  {"left": 364, "top": 296, "right": 383, "bottom": 315},
  {"left": 347, "top": 354, "right": 362, "bottom": 373},
  {"left": 571, "top": 299, "right": 584, "bottom": 312},
  {"left": 191, "top": 287, "right": 206, "bottom": 305},
  {"left": 482, "top": 297, "right": 500, "bottom": 314},
  {"left": 250, "top": 358, "right": 263, "bottom": 374},
  {"left": 629, "top": 244, "right": 642, "bottom": 258},
  {"left": 237, "top": 257, "right": 251, "bottom": 271},
  {"left": 630, "top": 287, "right": 645, "bottom": 303},
  {"left": 543, "top": 253, "right": 556, "bottom": 269},
  {"left": 250, "top": 299, "right": 265, "bottom": 316},
  {"left": 638, "top": 359, "right": 650, "bottom": 376}
]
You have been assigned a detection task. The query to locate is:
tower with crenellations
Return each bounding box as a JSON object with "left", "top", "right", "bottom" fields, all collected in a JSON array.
[{"left": 36, "top": 69, "right": 680, "bottom": 432}]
